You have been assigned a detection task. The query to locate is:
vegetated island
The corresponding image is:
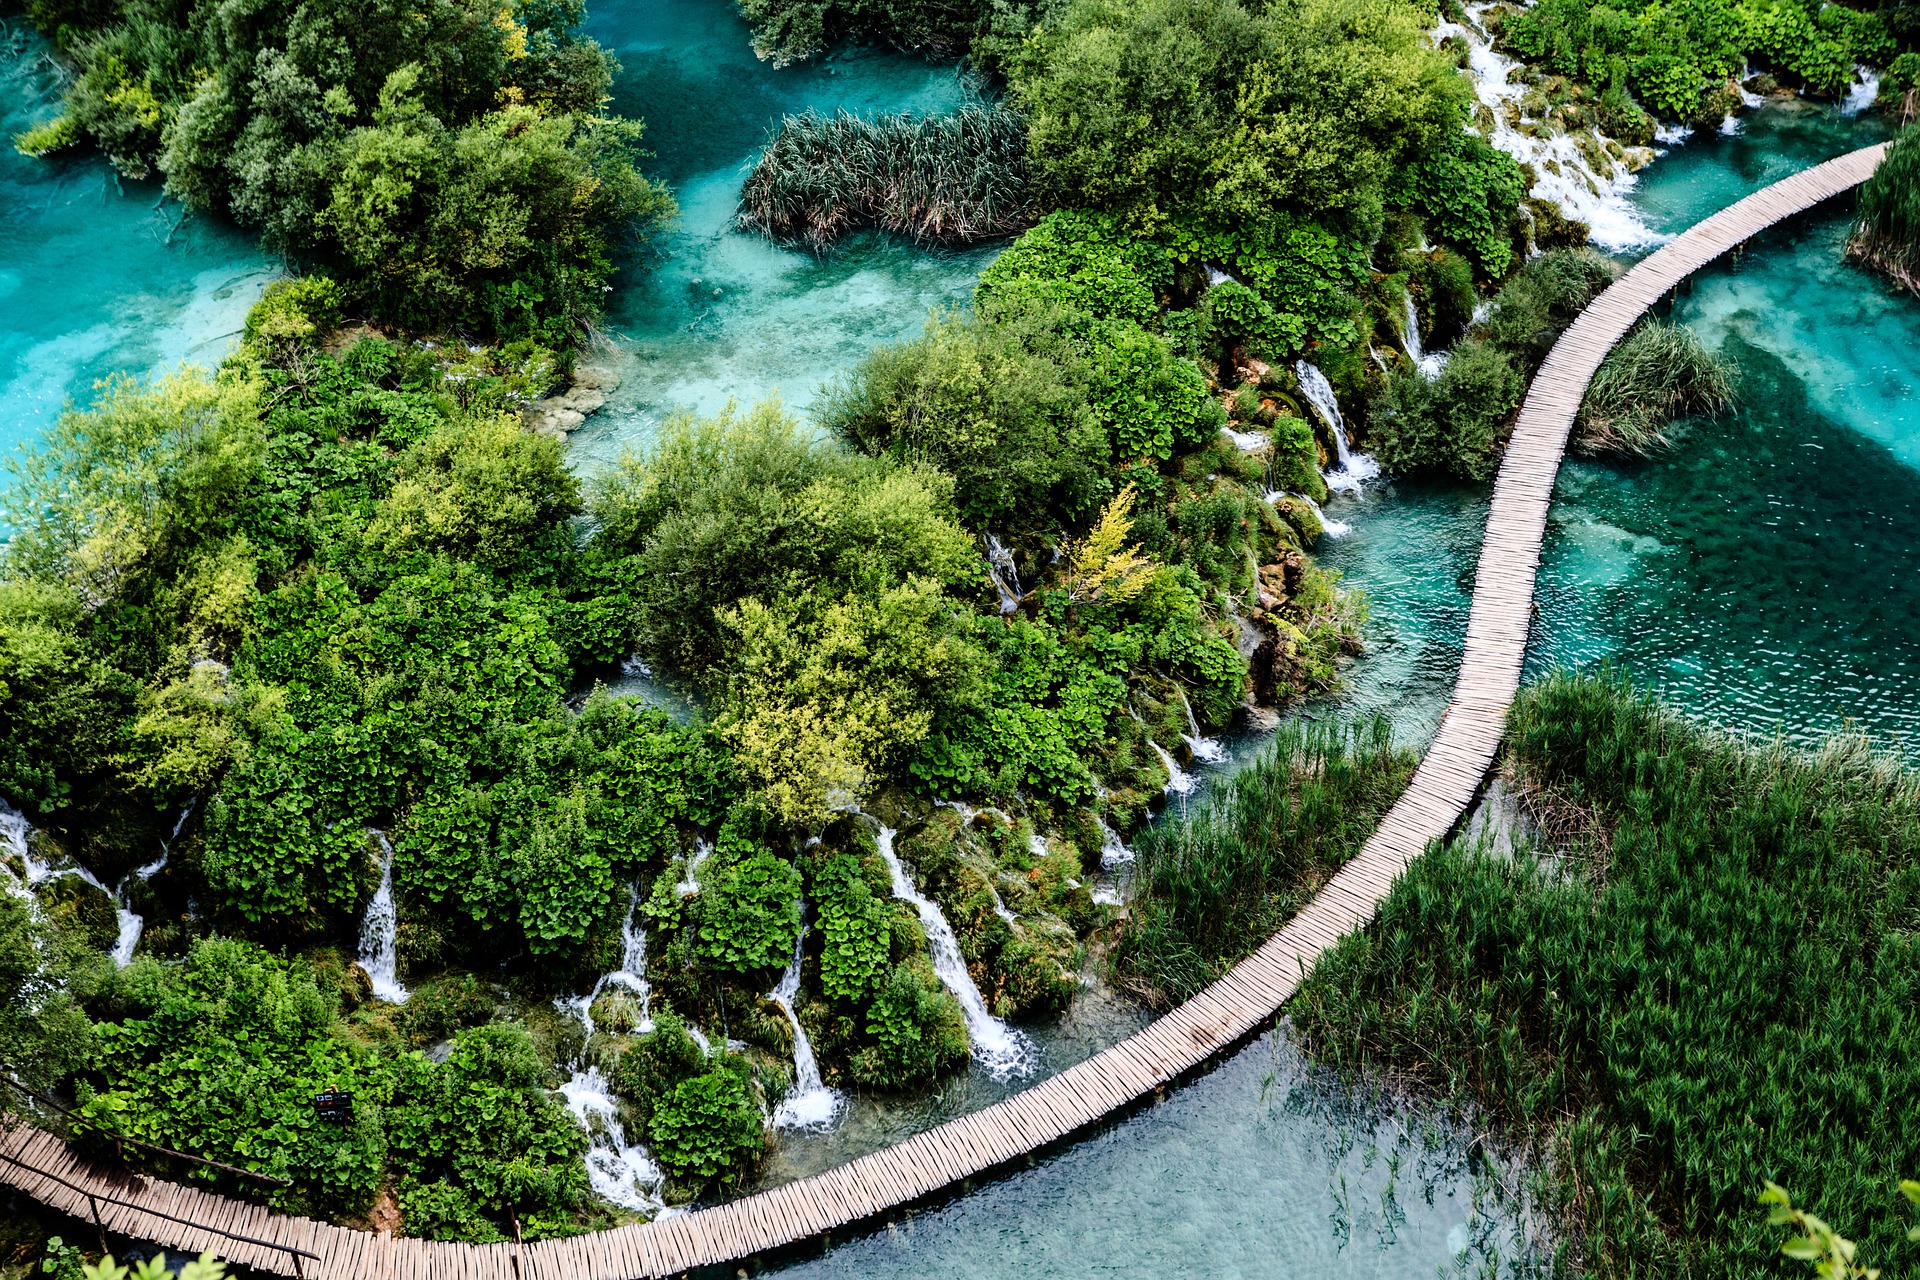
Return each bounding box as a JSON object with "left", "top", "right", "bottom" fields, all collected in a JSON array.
[{"left": 0, "top": 0, "right": 1899, "bottom": 1263}]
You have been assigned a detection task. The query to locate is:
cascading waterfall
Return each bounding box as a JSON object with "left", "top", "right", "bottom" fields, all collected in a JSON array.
[
  {"left": 1402, "top": 292, "right": 1448, "bottom": 379},
  {"left": 1147, "top": 740, "right": 1199, "bottom": 799},
  {"left": 1295, "top": 360, "right": 1378, "bottom": 497},
  {"left": 1264, "top": 489, "right": 1351, "bottom": 538},
  {"left": 556, "top": 886, "right": 668, "bottom": 1214},
  {"left": 1175, "top": 688, "right": 1227, "bottom": 764},
  {"left": 358, "top": 832, "right": 411, "bottom": 1004},
  {"left": 674, "top": 838, "right": 714, "bottom": 897},
  {"left": 985, "top": 535, "right": 1023, "bottom": 615},
  {"left": 1432, "top": 4, "right": 1662, "bottom": 251},
  {"left": 767, "top": 920, "right": 843, "bottom": 1130},
  {"left": 1842, "top": 67, "right": 1881, "bottom": 115},
  {"left": 875, "top": 826, "right": 1034, "bottom": 1079},
  {"left": 109, "top": 848, "right": 169, "bottom": 967}
]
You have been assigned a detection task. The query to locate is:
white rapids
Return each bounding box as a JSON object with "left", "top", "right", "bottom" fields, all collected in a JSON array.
[
  {"left": 358, "top": 832, "right": 411, "bottom": 1004},
  {"left": 767, "top": 920, "right": 844, "bottom": 1131}
]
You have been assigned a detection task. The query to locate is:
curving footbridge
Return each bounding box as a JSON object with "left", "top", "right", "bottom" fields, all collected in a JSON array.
[{"left": 0, "top": 143, "right": 1888, "bottom": 1280}]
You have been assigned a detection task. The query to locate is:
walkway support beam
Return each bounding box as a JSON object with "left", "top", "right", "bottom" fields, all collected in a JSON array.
[{"left": 0, "top": 142, "right": 1888, "bottom": 1280}]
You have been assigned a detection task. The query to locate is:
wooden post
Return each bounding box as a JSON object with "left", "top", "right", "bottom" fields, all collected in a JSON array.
[{"left": 86, "top": 1191, "right": 107, "bottom": 1256}]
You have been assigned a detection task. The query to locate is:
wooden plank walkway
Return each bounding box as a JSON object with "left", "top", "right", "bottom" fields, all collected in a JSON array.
[{"left": 0, "top": 143, "right": 1886, "bottom": 1280}]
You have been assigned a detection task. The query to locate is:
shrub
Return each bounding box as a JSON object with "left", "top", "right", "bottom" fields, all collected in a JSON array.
[
  {"left": 694, "top": 848, "right": 802, "bottom": 972},
  {"left": 851, "top": 959, "right": 970, "bottom": 1087},
  {"left": 975, "top": 210, "right": 1169, "bottom": 328},
  {"left": 243, "top": 277, "right": 347, "bottom": 351},
  {"left": 1368, "top": 338, "right": 1524, "bottom": 480},
  {"left": 1850, "top": 127, "right": 1920, "bottom": 295},
  {"left": 646, "top": 1060, "right": 765, "bottom": 1184}
]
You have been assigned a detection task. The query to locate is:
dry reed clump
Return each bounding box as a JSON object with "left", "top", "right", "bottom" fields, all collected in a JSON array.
[
  {"left": 736, "top": 104, "right": 1032, "bottom": 252},
  {"left": 1573, "top": 317, "right": 1734, "bottom": 457},
  {"left": 1848, "top": 124, "right": 1920, "bottom": 294}
]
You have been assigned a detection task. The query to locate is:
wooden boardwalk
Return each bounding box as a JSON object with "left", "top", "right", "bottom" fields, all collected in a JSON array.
[{"left": 0, "top": 144, "right": 1886, "bottom": 1280}]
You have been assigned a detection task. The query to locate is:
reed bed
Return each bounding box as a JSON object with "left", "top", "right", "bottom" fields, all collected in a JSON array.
[
  {"left": 737, "top": 104, "right": 1032, "bottom": 252},
  {"left": 1294, "top": 671, "right": 1920, "bottom": 1277},
  {"left": 1849, "top": 125, "right": 1920, "bottom": 293},
  {"left": 1117, "top": 716, "right": 1416, "bottom": 1006},
  {"left": 1574, "top": 318, "right": 1734, "bottom": 456}
]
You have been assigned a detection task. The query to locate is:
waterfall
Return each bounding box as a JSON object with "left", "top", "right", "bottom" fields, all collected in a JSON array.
[
  {"left": 1221, "top": 424, "right": 1268, "bottom": 451},
  {"left": 1175, "top": 688, "right": 1227, "bottom": 765},
  {"left": 1402, "top": 293, "right": 1448, "bottom": 379},
  {"left": 875, "top": 826, "right": 1034, "bottom": 1080},
  {"left": 674, "top": 838, "right": 713, "bottom": 898},
  {"left": 1842, "top": 67, "right": 1880, "bottom": 116},
  {"left": 1295, "top": 360, "right": 1378, "bottom": 497},
  {"left": 555, "top": 885, "right": 667, "bottom": 1214},
  {"left": 1096, "top": 818, "right": 1132, "bottom": 868},
  {"left": 106, "top": 802, "right": 193, "bottom": 968},
  {"left": 1432, "top": 4, "right": 1662, "bottom": 252},
  {"left": 1, "top": 796, "right": 153, "bottom": 963},
  {"left": 1266, "top": 489, "right": 1351, "bottom": 538},
  {"left": 1147, "top": 740, "right": 1199, "bottom": 800},
  {"left": 358, "top": 832, "right": 411, "bottom": 1005},
  {"left": 1, "top": 801, "right": 31, "bottom": 903},
  {"left": 558, "top": 1067, "right": 669, "bottom": 1213},
  {"left": 768, "top": 921, "right": 843, "bottom": 1130}
]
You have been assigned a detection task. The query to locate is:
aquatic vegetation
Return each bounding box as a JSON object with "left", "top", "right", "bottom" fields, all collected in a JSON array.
[
  {"left": 735, "top": 0, "right": 992, "bottom": 65},
  {"left": 1849, "top": 125, "right": 1920, "bottom": 293},
  {"left": 738, "top": 104, "right": 1031, "bottom": 251},
  {"left": 1295, "top": 672, "right": 1920, "bottom": 1277},
  {"left": 1118, "top": 716, "right": 1415, "bottom": 1006},
  {"left": 1574, "top": 318, "right": 1735, "bottom": 456}
]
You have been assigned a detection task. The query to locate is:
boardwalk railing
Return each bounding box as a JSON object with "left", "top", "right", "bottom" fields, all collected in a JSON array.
[{"left": 0, "top": 143, "right": 1887, "bottom": 1280}]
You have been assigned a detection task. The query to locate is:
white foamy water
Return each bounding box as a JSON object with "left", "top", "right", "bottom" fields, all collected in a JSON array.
[
  {"left": 1402, "top": 292, "right": 1448, "bottom": 379},
  {"left": 1221, "top": 425, "right": 1269, "bottom": 451},
  {"left": 674, "top": 838, "right": 713, "bottom": 898},
  {"left": 875, "top": 826, "right": 1034, "bottom": 1080},
  {"left": 1147, "top": 740, "right": 1199, "bottom": 800},
  {"left": 357, "top": 832, "right": 410, "bottom": 1004},
  {"left": 108, "top": 844, "right": 171, "bottom": 968},
  {"left": 555, "top": 885, "right": 667, "bottom": 1213},
  {"left": 1842, "top": 67, "right": 1880, "bottom": 116},
  {"left": 1175, "top": 688, "right": 1228, "bottom": 765},
  {"left": 1433, "top": 5, "right": 1665, "bottom": 252},
  {"left": 0, "top": 795, "right": 156, "bottom": 964},
  {"left": 559, "top": 1066, "right": 669, "bottom": 1213},
  {"left": 1296, "top": 361, "right": 1379, "bottom": 497},
  {"left": 768, "top": 920, "right": 843, "bottom": 1130},
  {"left": 1096, "top": 818, "right": 1133, "bottom": 868}
]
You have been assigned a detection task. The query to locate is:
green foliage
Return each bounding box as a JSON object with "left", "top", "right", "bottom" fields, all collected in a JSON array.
[
  {"left": 1502, "top": 0, "right": 1889, "bottom": 120},
  {"left": 40, "top": 0, "right": 671, "bottom": 342},
  {"left": 83, "top": 1252, "right": 225, "bottom": 1280},
  {"left": 1399, "top": 131, "right": 1527, "bottom": 277},
  {"left": 1294, "top": 672, "right": 1920, "bottom": 1278},
  {"left": 1118, "top": 715, "right": 1415, "bottom": 1002},
  {"left": 1575, "top": 317, "right": 1736, "bottom": 456},
  {"left": 1850, "top": 126, "right": 1920, "bottom": 295},
  {"left": 1008, "top": 0, "right": 1469, "bottom": 238},
  {"left": 13, "top": 112, "right": 80, "bottom": 156},
  {"left": 975, "top": 210, "right": 1169, "bottom": 328},
  {"left": 694, "top": 847, "right": 801, "bottom": 972},
  {"left": 822, "top": 309, "right": 1113, "bottom": 534},
  {"left": 645, "top": 1058, "right": 764, "bottom": 1183},
  {"left": 0, "top": 885, "right": 100, "bottom": 1093},
  {"left": 1369, "top": 338, "right": 1524, "bottom": 480},
  {"left": 809, "top": 852, "right": 893, "bottom": 1002},
  {"left": 244, "top": 278, "right": 347, "bottom": 351},
  {"left": 852, "top": 959, "right": 970, "bottom": 1085},
  {"left": 1088, "top": 322, "right": 1220, "bottom": 460},
  {"left": 735, "top": 0, "right": 992, "bottom": 64},
  {"left": 738, "top": 104, "right": 1031, "bottom": 250},
  {"left": 387, "top": 1023, "right": 587, "bottom": 1232}
]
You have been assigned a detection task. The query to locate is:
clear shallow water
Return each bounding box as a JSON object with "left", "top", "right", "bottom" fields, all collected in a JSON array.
[
  {"left": 1528, "top": 108, "right": 1920, "bottom": 753},
  {"left": 567, "top": 0, "right": 999, "bottom": 471},
  {"left": 0, "top": 22, "right": 273, "bottom": 460},
  {"left": 765, "top": 1030, "right": 1542, "bottom": 1280}
]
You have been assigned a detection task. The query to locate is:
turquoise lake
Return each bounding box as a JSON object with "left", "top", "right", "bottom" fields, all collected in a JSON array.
[{"left": 4, "top": 0, "right": 1918, "bottom": 1268}]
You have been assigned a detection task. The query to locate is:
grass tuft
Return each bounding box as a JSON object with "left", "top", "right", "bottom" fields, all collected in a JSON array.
[
  {"left": 737, "top": 104, "right": 1032, "bottom": 252},
  {"left": 1574, "top": 318, "right": 1735, "bottom": 457}
]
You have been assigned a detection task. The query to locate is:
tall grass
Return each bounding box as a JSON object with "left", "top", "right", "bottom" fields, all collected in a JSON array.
[
  {"left": 1117, "top": 716, "right": 1416, "bottom": 1006},
  {"left": 1294, "top": 671, "right": 1920, "bottom": 1277},
  {"left": 1849, "top": 125, "right": 1920, "bottom": 293},
  {"left": 737, "top": 104, "right": 1031, "bottom": 252},
  {"left": 1575, "top": 318, "right": 1734, "bottom": 457}
]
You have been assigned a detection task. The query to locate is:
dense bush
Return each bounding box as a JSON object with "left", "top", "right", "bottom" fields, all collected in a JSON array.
[
  {"left": 20, "top": 0, "right": 673, "bottom": 342},
  {"left": 738, "top": 104, "right": 1031, "bottom": 250},
  {"left": 1117, "top": 716, "right": 1415, "bottom": 1004},
  {"left": 1296, "top": 672, "right": 1920, "bottom": 1277},
  {"left": 735, "top": 0, "right": 994, "bottom": 64},
  {"left": 1502, "top": 0, "right": 1892, "bottom": 118}
]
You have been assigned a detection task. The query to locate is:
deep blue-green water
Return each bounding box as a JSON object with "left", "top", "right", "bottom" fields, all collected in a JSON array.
[{"left": 0, "top": 20, "right": 273, "bottom": 460}]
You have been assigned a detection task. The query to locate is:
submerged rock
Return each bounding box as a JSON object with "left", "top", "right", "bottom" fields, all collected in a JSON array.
[{"left": 523, "top": 365, "right": 620, "bottom": 437}]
